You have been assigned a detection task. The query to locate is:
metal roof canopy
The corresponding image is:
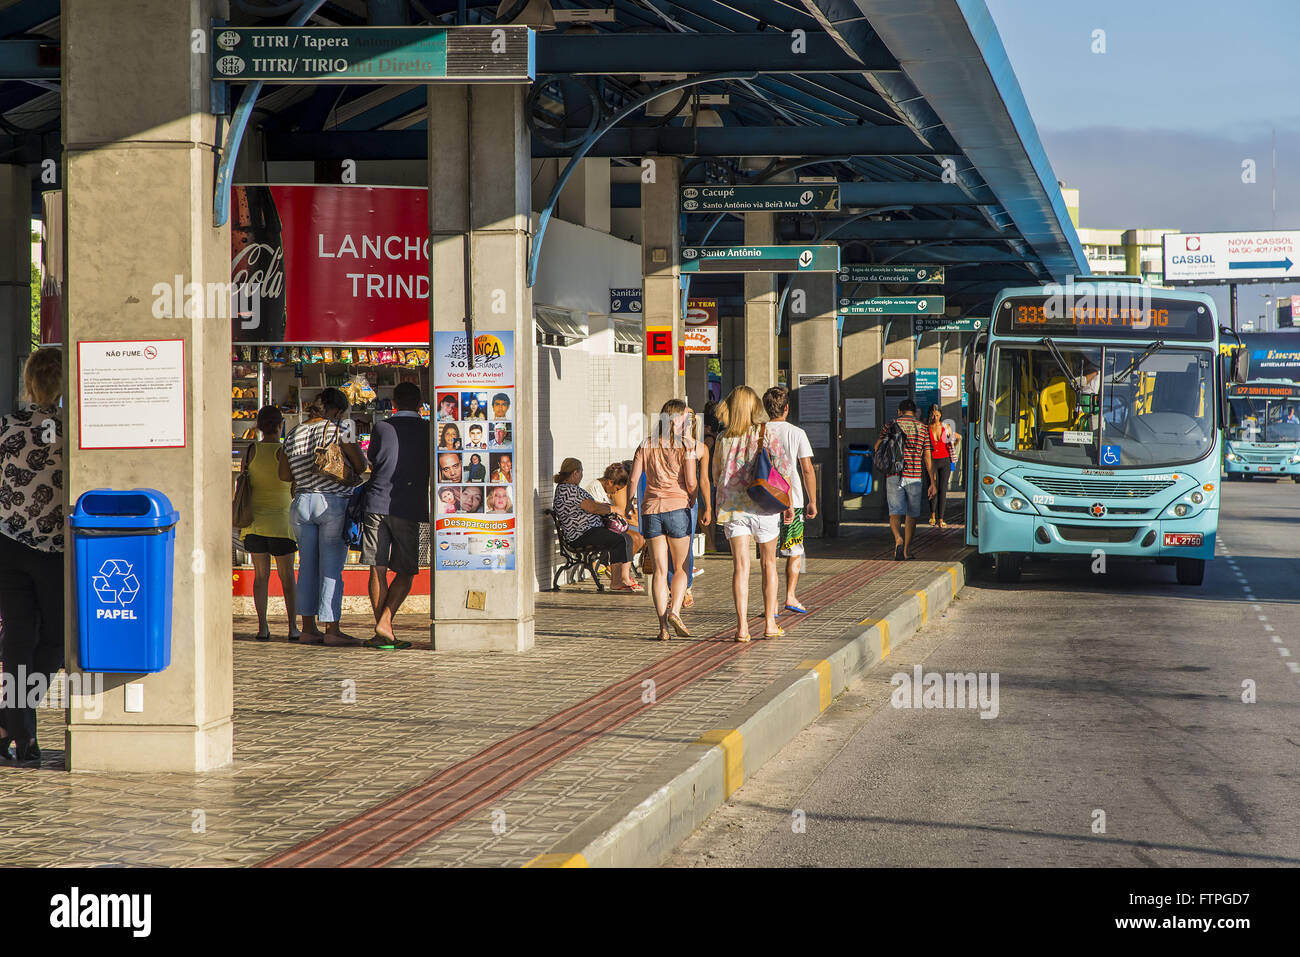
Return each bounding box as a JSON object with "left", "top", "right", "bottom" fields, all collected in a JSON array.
[{"left": 0, "top": 0, "right": 1087, "bottom": 314}]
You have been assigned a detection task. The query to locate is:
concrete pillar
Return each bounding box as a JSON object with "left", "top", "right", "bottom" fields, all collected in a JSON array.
[
  {"left": 841, "top": 315, "right": 885, "bottom": 517},
  {"left": 685, "top": 354, "right": 709, "bottom": 413},
  {"left": 558, "top": 158, "right": 611, "bottom": 233},
  {"left": 743, "top": 213, "right": 777, "bottom": 393},
  {"left": 641, "top": 157, "right": 682, "bottom": 417},
  {"left": 62, "top": 0, "right": 232, "bottom": 771},
  {"left": 0, "top": 165, "right": 30, "bottom": 411},
  {"left": 428, "top": 84, "right": 535, "bottom": 653},
  {"left": 917, "top": 328, "right": 942, "bottom": 415},
  {"left": 788, "top": 272, "right": 840, "bottom": 537}
]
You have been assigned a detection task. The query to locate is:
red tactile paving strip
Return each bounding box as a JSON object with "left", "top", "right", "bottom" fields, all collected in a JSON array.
[{"left": 258, "top": 535, "right": 950, "bottom": 867}]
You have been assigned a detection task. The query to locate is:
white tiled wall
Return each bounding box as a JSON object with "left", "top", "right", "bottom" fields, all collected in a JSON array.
[{"left": 534, "top": 340, "right": 643, "bottom": 591}]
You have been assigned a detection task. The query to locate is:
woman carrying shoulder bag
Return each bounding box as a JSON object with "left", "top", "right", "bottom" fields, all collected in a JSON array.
[
  {"left": 711, "top": 385, "right": 793, "bottom": 642},
  {"left": 280, "top": 388, "right": 367, "bottom": 646}
]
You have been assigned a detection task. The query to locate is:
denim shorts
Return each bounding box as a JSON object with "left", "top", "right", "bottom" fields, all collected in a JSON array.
[
  {"left": 885, "top": 476, "right": 922, "bottom": 518},
  {"left": 642, "top": 507, "right": 693, "bottom": 539}
]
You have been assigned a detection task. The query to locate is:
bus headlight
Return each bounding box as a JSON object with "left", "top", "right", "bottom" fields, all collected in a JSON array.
[
  {"left": 993, "top": 484, "right": 1008, "bottom": 498},
  {"left": 1173, "top": 504, "right": 1190, "bottom": 517},
  {"left": 1291, "top": 454, "right": 1300, "bottom": 463},
  {"left": 1225, "top": 452, "right": 1237, "bottom": 461},
  {"left": 1008, "top": 498, "right": 1026, "bottom": 511},
  {"left": 1190, "top": 491, "right": 1204, "bottom": 504}
]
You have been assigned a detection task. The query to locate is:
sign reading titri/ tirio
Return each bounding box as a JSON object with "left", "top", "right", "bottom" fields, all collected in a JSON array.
[
  {"left": 838, "top": 264, "right": 944, "bottom": 284},
  {"left": 680, "top": 245, "right": 839, "bottom": 273},
  {"left": 838, "top": 296, "right": 945, "bottom": 316},
  {"left": 211, "top": 26, "right": 535, "bottom": 83},
  {"left": 680, "top": 185, "right": 840, "bottom": 213}
]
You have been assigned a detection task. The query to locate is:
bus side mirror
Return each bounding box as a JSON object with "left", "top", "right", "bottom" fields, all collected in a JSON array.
[
  {"left": 1231, "top": 348, "right": 1249, "bottom": 384},
  {"left": 964, "top": 347, "right": 982, "bottom": 415}
]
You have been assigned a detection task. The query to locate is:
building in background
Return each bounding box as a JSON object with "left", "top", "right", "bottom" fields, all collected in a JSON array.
[{"left": 1060, "top": 185, "right": 1178, "bottom": 284}]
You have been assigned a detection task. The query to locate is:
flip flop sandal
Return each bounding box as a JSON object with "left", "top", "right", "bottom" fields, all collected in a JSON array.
[
  {"left": 735, "top": 634, "right": 752, "bottom": 643},
  {"left": 763, "top": 627, "right": 785, "bottom": 639},
  {"left": 784, "top": 604, "right": 809, "bottom": 614}
]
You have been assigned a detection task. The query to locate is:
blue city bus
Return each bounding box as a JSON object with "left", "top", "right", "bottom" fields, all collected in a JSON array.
[
  {"left": 964, "top": 281, "right": 1245, "bottom": 586},
  {"left": 1224, "top": 381, "right": 1300, "bottom": 480}
]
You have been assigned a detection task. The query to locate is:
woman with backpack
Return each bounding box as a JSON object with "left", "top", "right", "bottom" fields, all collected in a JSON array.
[{"left": 711, "top": 386, "right": 792, "bottom": 642}]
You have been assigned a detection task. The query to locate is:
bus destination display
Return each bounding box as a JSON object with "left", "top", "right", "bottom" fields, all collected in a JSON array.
[{"left": 995, "top": 297, "right": 1214, "bottom": 340}]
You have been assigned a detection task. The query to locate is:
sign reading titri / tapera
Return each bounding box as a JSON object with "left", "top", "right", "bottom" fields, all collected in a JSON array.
[
  {"left": 211, "top": 26, "right": 535, "bottom": 83},
  {"left": 838, "top": 296, "right": 946, "bottom": 316},
  {"left": 680, "top": 245, "right": 839, "bottom": 273},
  {"left": 680, "top": 184, "right": 840, "bottom": 213},
  {"left": 838, "top": 264, "right": 945, "bottom": 284}
]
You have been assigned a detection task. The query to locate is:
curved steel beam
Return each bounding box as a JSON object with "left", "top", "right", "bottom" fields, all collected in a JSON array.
[
  {"left": 527, "top": 71, "right": 757, "bottom": 287},
  {"left": 213, "top": 0, "right": 328, "bottom": 227}
]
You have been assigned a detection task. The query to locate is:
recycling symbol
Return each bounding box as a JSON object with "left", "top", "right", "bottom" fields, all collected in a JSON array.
[{"left": 93, "top": 559, "right": 141, "bottom": 606}]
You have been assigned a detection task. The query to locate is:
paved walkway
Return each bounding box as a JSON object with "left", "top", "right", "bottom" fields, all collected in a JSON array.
[{"left": 3, "top": 513, "right": 968, "bottom": 868}]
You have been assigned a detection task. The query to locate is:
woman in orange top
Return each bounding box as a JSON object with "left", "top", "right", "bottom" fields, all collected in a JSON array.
[{"left": 628, "top": 399, "right": 698, "bottom": 641}]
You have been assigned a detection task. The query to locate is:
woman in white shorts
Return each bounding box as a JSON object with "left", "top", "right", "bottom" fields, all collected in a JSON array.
[{"left": 711, "top": 386, "right": 793, "bottom": 642}]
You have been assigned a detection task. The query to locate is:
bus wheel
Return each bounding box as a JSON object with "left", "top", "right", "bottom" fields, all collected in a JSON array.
[
  {"left": 995, "top": 552, "right": 1023, "bottom": 583},
  {"left": 1176, "top": 558, "right": 1205, "bottom": 586}
]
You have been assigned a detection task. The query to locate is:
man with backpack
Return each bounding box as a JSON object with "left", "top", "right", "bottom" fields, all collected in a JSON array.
[{"left": 875, "top": 399, "right": 936, "bottom": 560}]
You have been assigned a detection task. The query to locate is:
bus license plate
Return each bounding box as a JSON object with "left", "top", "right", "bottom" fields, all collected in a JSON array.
[
  {"left": 1164, "top": 533, "right": 1203, "bottom": 547},
  {"left": 1258, "top": 466, "right": 1273, "bottom": 472}
]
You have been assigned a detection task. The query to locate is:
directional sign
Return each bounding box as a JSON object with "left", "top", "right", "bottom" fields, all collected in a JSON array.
[
  {"left": 1163, "top": 230, "right": 1300, "bottom": 284},
  {"left": 680, "top": 184, "right": 839, "bottom": 213},
  {"left": 609, "top": 288, "right": 642, "bottom": 314},
  {"left": 915, "top": 368, "right": 939, "bottom": 412},
  {"left": 838, "top": 296, "right": 945, "bottom": 316},
  {"left": 912, "top": 316, "right": 985, "bottom": 333},
  {"left": 837, "top": 264, "right": 944, "bottom": 284},
  {"left": 680, "top": 245, "right": 839, "bottom": 273},
  {"left": 211, "top": 26, "right": 535, "bottom": 83},
  {"left": 645, "top": 326, "right": 673, "bottom": 360}
]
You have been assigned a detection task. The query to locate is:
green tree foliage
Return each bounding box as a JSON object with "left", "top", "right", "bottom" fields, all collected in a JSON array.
[{"left": 30, "top": 260, "right": 40, "bottom": 348}]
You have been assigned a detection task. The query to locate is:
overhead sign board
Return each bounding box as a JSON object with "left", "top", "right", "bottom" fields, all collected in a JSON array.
[
  {"left": 211, "top": 26, "right": 535, "bottom": 83},
  {"left": 838, "top": 296, "right": 945, "bottom": 316},
  {"left": 680, "top": 184, "right": 839, "bottom": 213},
  {"left": 838, "top": 264, "right": 944, "bottom": 284},
  {"left": 680, "top": 245, "right": 839, "bottom": 273},
  {"left": 609, "top": 288, "right": 641, "bottom": 314},
  {"left": 1162, "top": 230, "right": 1299, "bottom": 284},
  {"left": 912, "top": 316, "right": 985, "bottom": 333}
]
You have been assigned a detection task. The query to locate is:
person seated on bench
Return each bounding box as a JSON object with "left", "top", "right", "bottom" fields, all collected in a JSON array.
[
  {"left": 586, "top": 461, "right": 645, "bottom": 592},
  {"left": 553, "top": 457, "right": 637, "bottom": 589}
]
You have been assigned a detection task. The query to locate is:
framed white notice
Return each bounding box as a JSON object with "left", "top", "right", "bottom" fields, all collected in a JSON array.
[
  {"left": 78, "top": 339, "right": 186, "bottom": 449},
  {"left": 845, "top": 398, "right": 876, "bottom": 429},
  {"left": 797, "top": 373, "right": 832, "bottom": 421}
]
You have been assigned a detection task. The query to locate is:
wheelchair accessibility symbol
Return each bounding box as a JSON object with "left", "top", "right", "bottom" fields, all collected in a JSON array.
[{"left": 1100, "top": 445, "right": 1121, "bottom": 466}]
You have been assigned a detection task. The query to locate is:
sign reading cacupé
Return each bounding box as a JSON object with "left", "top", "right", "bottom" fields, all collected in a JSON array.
[
  {"left": 680, "top": 184, "right": 839, "bottom": 213},
  {"left": 1163, "top": 230, "right": 1299, "bottom": 284},
  {"left": 77, "top": 339, "right": 186, "bottom": 450},
  {"left": 433, "top": 332, "right": 516, "bottom": 572}
]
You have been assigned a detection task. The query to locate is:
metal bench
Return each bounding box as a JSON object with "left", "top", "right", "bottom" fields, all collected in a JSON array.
[{"left": 544, "top": 507, "right": 607, "bottom": 592}]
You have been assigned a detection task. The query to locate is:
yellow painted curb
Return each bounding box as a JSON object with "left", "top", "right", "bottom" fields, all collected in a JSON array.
[
  {"left": 857, "top": 618, "right": 890, "bottom": 660},
  {"left": 523, "top": 852, "right": 589, "bottom": 868},
  {"left": 913, "top": 589, "right": 928, "bottom": 623},
  {"left": 797, "top": 659, "right": 833, "bottom": 712},
  {"left": 695, "top": 729, "right": 744, "bottom": 798},
  {"left": 947, "top": 564, "right": 961, "bottom": 589}
]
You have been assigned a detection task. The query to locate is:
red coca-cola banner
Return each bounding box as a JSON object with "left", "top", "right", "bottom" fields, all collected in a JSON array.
[
  {"left": 40, "top": 185, "right": 432, "bottom": 345},
  {"left": 235, "top": 184, "right": 430, "bottom": 343}
]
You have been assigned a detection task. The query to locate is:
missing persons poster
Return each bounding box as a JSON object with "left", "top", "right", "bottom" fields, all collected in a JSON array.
[{"left": 433, "top": 331, "right": 515, "bottom": 571}]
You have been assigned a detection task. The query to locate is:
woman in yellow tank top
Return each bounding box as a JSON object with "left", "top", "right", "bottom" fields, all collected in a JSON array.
[{"left": 240, "top": 406, "right": 298, "bottom": 641}]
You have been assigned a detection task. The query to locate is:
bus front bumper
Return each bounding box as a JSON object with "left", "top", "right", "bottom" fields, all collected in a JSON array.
[
  {"left": 976, "top": 503, "right": 1218, "bottom": 561},
  {"left": 1224, "top": 458, "right": 1300, "bottom": 476}
]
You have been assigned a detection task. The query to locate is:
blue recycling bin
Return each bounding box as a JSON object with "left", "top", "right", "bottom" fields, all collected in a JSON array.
[
  {"left": 846, "top": 445, "right": 874, "bottom": 496},
  {"left": 70, "top": 489, "right": 180, "bottom": 673}
]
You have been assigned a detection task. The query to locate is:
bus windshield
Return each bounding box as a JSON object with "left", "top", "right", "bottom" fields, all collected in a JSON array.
[
  {"left": 1229, "top": 396, "right": 1300, "bottom": 442},
  {"left": 986, "top": 342, "right": 1215, "bottom": 468}
]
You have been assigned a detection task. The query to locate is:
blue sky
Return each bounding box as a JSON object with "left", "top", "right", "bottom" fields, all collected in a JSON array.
[{"left": 985, "top": 0, "right": 1300, "bottom": 323}]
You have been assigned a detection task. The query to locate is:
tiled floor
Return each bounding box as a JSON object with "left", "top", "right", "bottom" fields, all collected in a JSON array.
[{"left": 2, "top": 518, "right": 969, "bottom": 867}]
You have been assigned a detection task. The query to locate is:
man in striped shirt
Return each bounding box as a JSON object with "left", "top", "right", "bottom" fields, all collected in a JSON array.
[{"left": 879, "top": 399, "right": 936, "bottom": 560}]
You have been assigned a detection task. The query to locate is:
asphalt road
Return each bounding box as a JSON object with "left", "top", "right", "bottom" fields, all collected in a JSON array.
[{"left": 666, "top": 480, "right": 1300, "bottom": 867}]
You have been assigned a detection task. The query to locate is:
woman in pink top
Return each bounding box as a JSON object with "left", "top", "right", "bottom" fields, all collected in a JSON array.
[
  {"left": 628, "top": 399, "right": 698, "bottom": 641},
  {"left": 926, "top": 404, "right": 953, "bottom": 527}
]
